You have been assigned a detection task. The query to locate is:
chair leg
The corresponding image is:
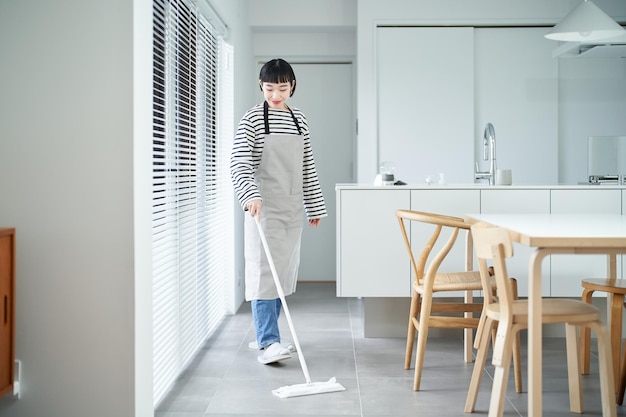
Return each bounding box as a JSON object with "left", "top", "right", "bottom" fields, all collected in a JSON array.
[
  {"left": 405, "top": 290, "right": 420, "bottom": 370},
  {"left": 413, "top": 294, "right": 432, "bottom": 391},
  {"left": 474, "top": 286, "right": 497, "bottom": 350},
  {"left": 565, "top": 323, "right": 583, "bottom": 413},
  {"left": 589, "top": 320, "right": 617, "bottom": 417},
  {"left": 487, "top": 325, "right": 516, "bottom": 417},
  {"left": 464, "top": 290, "right": 474, "bottom": 363},
  {"left": 618, "top": 338, "right": 626, "bottom": 405},
  {"left": 465, "top": 316, "right": 494, "bottom": 413},
  {"left": 474, "top": 310, "right": 487, "bottom": 350},
  {"left": 580, "top": 288, "right": 594, "bottom": 374},
  {"left": 512, "top": 332, "right": 522, "bottom": 394}
]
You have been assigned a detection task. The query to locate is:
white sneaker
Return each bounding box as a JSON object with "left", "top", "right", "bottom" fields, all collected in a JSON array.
[
  {"left": 249, "top": 341, "right": 296, "bottom": 352},
  {"left": 258, "top": 342, "right": 292, "bottom": 365}
]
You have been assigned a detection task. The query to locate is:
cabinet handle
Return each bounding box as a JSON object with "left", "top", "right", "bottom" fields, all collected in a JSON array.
[{"left": 3, "top": 295, "right": 6, "bottom": 325}]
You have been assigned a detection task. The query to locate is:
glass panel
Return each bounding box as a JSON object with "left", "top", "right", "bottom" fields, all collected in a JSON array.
[{"left": 587, "top": 136, "right": 626, "bottom": 183}]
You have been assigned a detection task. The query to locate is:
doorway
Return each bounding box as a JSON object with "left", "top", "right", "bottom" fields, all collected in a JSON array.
[{"left": 289, "top": 62, "right": 355, "bottom": 281}]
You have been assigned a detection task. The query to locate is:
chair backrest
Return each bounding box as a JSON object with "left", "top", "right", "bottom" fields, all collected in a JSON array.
[
  {"left": 470, "top": 222, "right": 515, "bottom": 317},
  {"left": 395, "top": 209, "right": 471, "bottom": 288}
]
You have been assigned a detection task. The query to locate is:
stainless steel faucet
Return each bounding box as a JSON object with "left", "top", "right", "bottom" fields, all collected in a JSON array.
[{"left": 475, "top": 123, "right": 497, "bottom": 185}]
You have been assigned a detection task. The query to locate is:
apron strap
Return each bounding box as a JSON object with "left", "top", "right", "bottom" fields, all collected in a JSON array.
[
  {"left": 263, "top": 101, "right": 270, "bottom": 135},
  {"left": 263, "top": 101, "right": 302, "bottom": 135}
]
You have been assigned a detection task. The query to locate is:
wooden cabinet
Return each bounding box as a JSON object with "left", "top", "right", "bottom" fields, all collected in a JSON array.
[{"left": 0, "top": 228, "right": 15, "bottom": 399}]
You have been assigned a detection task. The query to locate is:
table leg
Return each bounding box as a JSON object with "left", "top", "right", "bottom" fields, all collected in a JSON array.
[
  {"left": 609, "top": 293, "right": 624, "bottom": 389},
  {"left": 607, "top": 253, "right": 621, "bottom": 389},
  {"left": 528, "top": 248, "right": 550, "bottom": 417}
]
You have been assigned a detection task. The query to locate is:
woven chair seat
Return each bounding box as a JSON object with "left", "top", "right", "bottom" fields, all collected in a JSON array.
[{"left": 416, "top": 271, "right": 492, "bottom": 293}]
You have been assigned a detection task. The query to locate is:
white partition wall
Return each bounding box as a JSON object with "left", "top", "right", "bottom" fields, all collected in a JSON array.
[{"left": 377, "top": 27, "right": 474, "bottom": 185}]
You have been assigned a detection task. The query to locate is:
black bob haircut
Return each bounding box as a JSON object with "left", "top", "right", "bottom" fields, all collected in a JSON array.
[{"left": 259, "top": 58, "right": 296, "bottom": 96}]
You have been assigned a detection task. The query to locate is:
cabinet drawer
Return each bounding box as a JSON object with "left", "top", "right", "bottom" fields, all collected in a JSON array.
[{"left": 0, "top": 229, "right": 15, "bottom": 399}]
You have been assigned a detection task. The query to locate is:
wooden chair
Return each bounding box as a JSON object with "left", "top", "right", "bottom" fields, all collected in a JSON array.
[
  {"left": 465, "top": 223, "right": 616, "bottom": 417},
  {"left": 395, "top": 209, "right": 494, "bottom": 391},
  {"left": 464, "top": 272, "right": 523, "bottom": 413},
  {"left": 580, "top": 276, "right": 626, "bottom": 401}
]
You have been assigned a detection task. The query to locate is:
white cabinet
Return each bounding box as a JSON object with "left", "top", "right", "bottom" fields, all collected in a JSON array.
[
  {"left": 337, "top": 188, "right": 479, "bottom": 298},
  {"left": 337, "top": 186, "right": 626, "bottom": 336},
  {"left": 480, "top": 189, "right": 551, "bottom": 296},
  {"left": 337, "top": 188, "right": 410, "bottom": 297},
  {"left": 337, "top": 186, "right": 626, "bottom": 299},
  {"left": 550, "top": 189, "right": 622, "bottom": 296}
]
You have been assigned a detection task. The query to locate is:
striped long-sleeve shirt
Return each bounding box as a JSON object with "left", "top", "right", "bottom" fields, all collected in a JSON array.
[{"left": 230, "top": 103, "right": 327, "bottom": 219}]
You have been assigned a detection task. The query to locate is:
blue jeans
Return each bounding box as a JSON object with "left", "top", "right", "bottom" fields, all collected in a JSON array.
[{"left": 251, "top": 298, "right": 282, "bottom": 349}]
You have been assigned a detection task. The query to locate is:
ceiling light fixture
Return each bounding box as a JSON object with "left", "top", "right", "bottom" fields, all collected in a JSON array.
[{"left": 545, "top": 0, "right": 625, "bottom": 42}]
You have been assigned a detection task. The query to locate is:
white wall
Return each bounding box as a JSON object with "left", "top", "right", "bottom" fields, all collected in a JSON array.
[
  {"left": 247, "top": 0, "right": 356, "bottom": 61},
  {"left": 357, "top": 0, "right": 626, "bottom": 184},
  {"left": 0, "top": 1, "right": 252, "bottom": 416},
  {"left": 0, "top": 1, "right": 141, "bottom": 416},
  {"left": 559, "top": 58, "right": 626, "bottom": 184},
  {"left": 134, "top": 1, "right": 155, "bottom": 415},
  {"left": 247, "top": 0, "right": 356, "bottom": 30}
]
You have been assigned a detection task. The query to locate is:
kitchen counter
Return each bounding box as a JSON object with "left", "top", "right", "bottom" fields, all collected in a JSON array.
[
  {"left": 336, "top": 184, "right": 626, "bottom": 337},
  {"left": 336, "top": 183, "right": 626, "bottom": 190}
]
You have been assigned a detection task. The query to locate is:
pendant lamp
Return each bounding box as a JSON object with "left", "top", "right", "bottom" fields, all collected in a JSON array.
[{"left": 545, "top": 0, "right": 625, "bottom": 42}]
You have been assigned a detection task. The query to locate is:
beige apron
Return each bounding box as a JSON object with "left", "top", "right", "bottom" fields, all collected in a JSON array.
[{"left": 244, "top": 105, "right": 304, "bottom": 301}]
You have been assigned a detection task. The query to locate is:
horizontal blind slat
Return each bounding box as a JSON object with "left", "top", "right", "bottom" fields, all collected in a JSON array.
[{"left": 152, "top": 0, "right": 232, "bottom": 408}]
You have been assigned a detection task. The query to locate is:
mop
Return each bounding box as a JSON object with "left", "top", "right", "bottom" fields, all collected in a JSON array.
[{"left": 254, "top": 218, "right": 346, "bottom": 398}]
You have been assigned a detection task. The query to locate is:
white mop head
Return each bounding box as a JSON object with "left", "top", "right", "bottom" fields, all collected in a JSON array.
[{"left": 272, "top": 377, "right": 346, "bottom": 398}]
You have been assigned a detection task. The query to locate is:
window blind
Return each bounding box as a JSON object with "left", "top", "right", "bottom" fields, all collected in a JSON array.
[{"left": 152, "top": 0, "right": 233, "bottom": 406}]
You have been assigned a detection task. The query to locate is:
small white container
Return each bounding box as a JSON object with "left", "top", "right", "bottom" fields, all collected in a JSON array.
[
  {"left": 496, "top": 169, "right": 512, "bottom": 185},
  {"left": 379, "top": 161, "right": 396, "bottom": 186}
]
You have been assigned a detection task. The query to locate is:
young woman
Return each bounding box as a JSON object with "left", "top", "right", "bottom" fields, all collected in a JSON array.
[{"left": 230, "top": 59, "right": 327, "bottom": 365}]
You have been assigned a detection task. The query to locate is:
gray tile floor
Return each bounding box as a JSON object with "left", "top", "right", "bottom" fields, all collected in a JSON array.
[{"left": 155, "top": 282, "right": 625, "bottom": 416}]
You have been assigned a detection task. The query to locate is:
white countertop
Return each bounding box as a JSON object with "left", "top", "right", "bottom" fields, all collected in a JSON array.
[{"left": 335, "top": 183, "right": 626, "bottom": 190}]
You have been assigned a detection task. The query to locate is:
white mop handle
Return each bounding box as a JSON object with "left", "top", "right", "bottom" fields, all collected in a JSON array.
[{"left": 254, "top": 218, "right": 312, "bottom": 384}]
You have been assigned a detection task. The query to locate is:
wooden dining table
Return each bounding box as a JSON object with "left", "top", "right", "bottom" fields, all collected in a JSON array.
[{"left": 464, "top": 213, "right": 626, "bottom": 417}]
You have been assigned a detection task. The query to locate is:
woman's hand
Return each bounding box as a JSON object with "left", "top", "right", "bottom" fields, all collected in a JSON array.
[
  {"left": 246, "top": 199, "right": 262, "bottom": 221},
  {"left": 308, "top": 218, "right": 321, "bottom": 227}
]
